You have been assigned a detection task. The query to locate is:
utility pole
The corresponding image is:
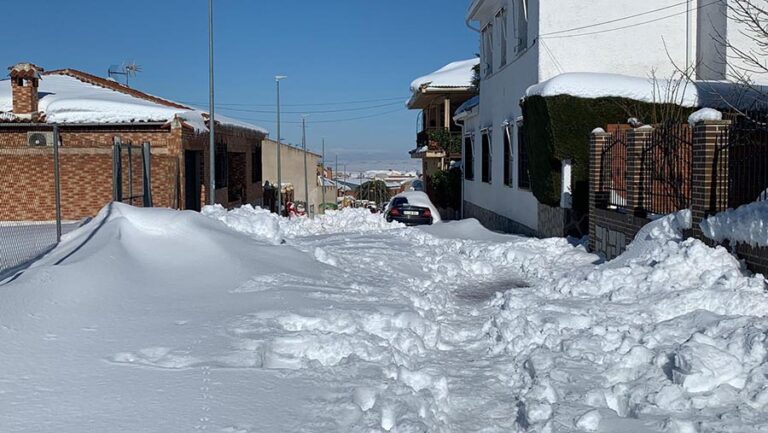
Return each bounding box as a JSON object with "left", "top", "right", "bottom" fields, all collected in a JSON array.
[
  {"left": 301, "top": 116, "right": 309, "bottom": 217},
  {"left": 207, "top": 0, "right": 216, "bottom": 205},
  {"left": 335, "top": 154, "right": 339, "bottom": 205},
  {"left": 685, "top": 0, "right": 692, "bottom": 71},
  {"left": 321, "top": 138, "right": 326, "bottom": 214},
  {"left": 275, "top": 75, "right": 287, "bottom": 215}
]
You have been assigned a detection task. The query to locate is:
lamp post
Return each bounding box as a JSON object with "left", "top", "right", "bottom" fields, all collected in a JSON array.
[
  {"left": 301, "top": 115, "right": 309, "bottom": 217},
  {"left": 208, "top": 0, "right": 216, "bottom": 205},
  {"left": 275, "top": 75, "right": 287, "bottom": 214}
]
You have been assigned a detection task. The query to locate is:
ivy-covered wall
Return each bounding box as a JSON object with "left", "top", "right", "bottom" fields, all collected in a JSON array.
[{"left": 520, "top": 95, "right": 693, "bottom": 213}]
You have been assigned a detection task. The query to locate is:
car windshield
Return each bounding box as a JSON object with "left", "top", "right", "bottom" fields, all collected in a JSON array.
[{"left": 390, "top": 197, "right": 408, "bottom": 207}]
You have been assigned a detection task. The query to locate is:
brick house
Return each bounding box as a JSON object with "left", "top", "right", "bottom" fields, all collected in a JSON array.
[{"left": 0, "top": 62, "right": 268, "bottom": 222}]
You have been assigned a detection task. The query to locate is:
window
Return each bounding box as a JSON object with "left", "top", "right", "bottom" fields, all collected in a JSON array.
[
  {"left": 464, "top": 135, "right": 475, "bottom": 181},
  {"left": 503, "top": 124, "right": 513, "bottom": 186},
  {"left": 481, "top": 131, "right": 492, "bottom": 183},
  {"left": 215, "top": 142, "right": 228, "bottom": 188},
  {"left": 514, "top": 0, "right": 529, "bottom": 53},
  {"left": 517, "top": 122, "right": 530, "bottom": 189},
  {"left": 481, "top": 24, "right": 494, "bottom": 76},
  {"left": 251, "top": 144, "right": 262, "bottom": 183},
  {"left": 497, "top": 9, "right": 508, "bottom": 67}
]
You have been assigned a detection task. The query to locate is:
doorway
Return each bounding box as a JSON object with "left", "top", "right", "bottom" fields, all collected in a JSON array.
[{"left": 184, "top": 150, "right": 202, "bottom": 211}]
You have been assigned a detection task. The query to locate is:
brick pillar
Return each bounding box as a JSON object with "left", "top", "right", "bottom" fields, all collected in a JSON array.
[
  {"left": 626, "top": 127, "right": 653, "bottom": 217},
  {"left": 589, "top": 131, "right": 611, "bottom": 252},
  {"left": 691, "top": 120, "right": 731, "bottom": 237}
]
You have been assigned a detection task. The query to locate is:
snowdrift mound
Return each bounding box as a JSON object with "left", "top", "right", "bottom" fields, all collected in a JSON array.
[
  {"left": 201, "top": 204, "right": 404, "bottom": 243},
  {"left": 483, "top": 211, "right": 768, "bottom": 432},
  {"left": 202, "top": 204, "right": 283, "bottom": 245}
]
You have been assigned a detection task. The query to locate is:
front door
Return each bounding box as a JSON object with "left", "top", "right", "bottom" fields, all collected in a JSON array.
[{"left": 184, "top": 150, "right": 202, "bottom": 211}]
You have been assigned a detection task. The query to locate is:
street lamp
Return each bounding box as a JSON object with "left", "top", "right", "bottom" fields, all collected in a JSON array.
[
  {"left": 208, "top": 0, "right": 216, "bottom": 205},
  {"left": 275, "top": 75, "right": 287, "bottom": 215}
]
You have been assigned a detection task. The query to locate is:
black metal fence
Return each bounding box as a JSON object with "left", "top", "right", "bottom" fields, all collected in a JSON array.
[
  {"left": 600, "top": 128, "right": 627, "bottom": 209},
  {"left": 721, "top": 113, "right": 768, "bottom": 209},
  {"left": 640, "top": 123, "right": 693, "bottom": 215},
  {"left": 113, "top": 138, "right": 152, "bottom": 207}
]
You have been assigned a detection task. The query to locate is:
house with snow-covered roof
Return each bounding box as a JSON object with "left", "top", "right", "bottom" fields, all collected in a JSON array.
[
  {"left": 458, "top": 0, "right": 768, "bottom": 238},
  {"left": 0, "top": 62, "right": 268, "bottom": 222},
  {"left": 407, "top": 58, "right": 478, "bottom": 199}
]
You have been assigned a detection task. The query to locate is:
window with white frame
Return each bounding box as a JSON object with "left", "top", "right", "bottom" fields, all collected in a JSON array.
[
  {"left": 481, "top": 24, "right": 494, "bottom": 77},
  {"left": 497, "top": 9, "right": 508, "bottom": 67},
  {"left": 514, "top": 0, "right": 529, "bottom": 54}
]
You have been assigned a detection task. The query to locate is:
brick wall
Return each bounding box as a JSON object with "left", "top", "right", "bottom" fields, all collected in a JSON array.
[
  {"left": 589, "top": 121, "right": 768, "bottom": 274},
  {"left": 0, "top": 123, "right": 265, "bottom": 221}
]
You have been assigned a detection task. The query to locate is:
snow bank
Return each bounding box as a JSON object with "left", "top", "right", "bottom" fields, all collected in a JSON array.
[
  {"left": 202, "top": 204, "right": 403, "bottom": 243},
  {"left": 409, "top": 59, "right": 478, "bottom": 94},
  {"left": 281, "top": 207, "right": 404, "bottom": 238},
  {"left": 482, "top": 211, "right": 768, "bottom": 431},
  {"left": 201, "top": 204, "right": 283, "bottom": 245},
  {"left": 701, "top": 200, "right": 768, "bottom": 247}
]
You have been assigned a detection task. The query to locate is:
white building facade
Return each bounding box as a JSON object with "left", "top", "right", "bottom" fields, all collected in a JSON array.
[{"left": 459, "top": 0, "right": 740, "bottom": 235}]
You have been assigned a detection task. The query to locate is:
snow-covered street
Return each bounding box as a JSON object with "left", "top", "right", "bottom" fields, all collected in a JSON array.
[{"left": 1, "top": 204, "right": 768, "bottom": 432}]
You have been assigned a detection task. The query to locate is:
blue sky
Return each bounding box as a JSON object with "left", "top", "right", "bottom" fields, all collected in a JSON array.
[{"left": 0, "top": 1, "right": 477, "bottom": 171}]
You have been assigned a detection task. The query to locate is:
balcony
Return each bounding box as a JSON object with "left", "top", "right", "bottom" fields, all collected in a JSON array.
[{"left": 416, "top": 127, "right": 462, "bottom": 157}]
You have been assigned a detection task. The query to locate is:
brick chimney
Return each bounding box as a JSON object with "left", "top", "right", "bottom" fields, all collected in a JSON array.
[{"left": 8, "top": 63, "right": 43, "bottom": 119}]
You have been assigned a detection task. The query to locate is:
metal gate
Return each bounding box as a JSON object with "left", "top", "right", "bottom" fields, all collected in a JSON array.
[{"left": 112, "top": 137, "right": 153, "bottom": 207}]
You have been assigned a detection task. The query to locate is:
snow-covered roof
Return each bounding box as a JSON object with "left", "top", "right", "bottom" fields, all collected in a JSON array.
[
  {"left": 525, "top": 72, "right": 768, "bottom": 110},
  {"left": 410, "top": 59, "right": 479, "bottom": 94},
  {"left": 0, "top": 69, "right": 268, "bottom": 134}
]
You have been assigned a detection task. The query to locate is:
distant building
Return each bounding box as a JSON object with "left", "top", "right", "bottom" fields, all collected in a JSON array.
[
  {"left": 260, "top": 138, "right": 324, "bottom": 214},
  {"left": 0, "top": 63, "right": 267, "bottom": 222}
]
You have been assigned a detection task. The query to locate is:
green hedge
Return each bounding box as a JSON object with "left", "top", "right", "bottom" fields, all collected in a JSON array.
[{"left": 520, "top": 95, "right": 693, "bottom": 213}]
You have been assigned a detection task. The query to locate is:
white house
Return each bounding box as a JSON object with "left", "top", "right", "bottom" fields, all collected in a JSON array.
[{"left": 457, "top": 0, "right": 757, "bottom": 236}]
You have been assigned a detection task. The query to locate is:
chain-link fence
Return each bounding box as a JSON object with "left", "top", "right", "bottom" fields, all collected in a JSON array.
[{"left": 0, "top": 127, "right": 153, "bottom": 280}]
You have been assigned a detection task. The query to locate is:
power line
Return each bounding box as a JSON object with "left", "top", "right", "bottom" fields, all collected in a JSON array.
[
  {"left": 540, "top": 0, "right": 690, "bottom": 36},
  {"left": 228, "top": 107, "right": 407, "bottom": 125},
  {"left": 212, "top": 100, "right": 403, "bottom": 114},
  {"left": 178, "top": 95, "right": 407, "bottom": 108},
  {"left": 541, "top": 0, "right": 719, "bottom": 39}
]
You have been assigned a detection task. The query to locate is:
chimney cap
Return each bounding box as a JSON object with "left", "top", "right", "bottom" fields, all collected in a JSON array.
[{"left": 8, "top": 63, "right": 44, "bottom": 80}]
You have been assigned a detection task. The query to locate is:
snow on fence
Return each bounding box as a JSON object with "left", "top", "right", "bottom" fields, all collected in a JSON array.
[
  {"left": 716, "top": 112, "right": 768, "bottom": 210},
  {"left": 0, "top": 128, "right": 155, "bottom": 279},
  {"left": 590, "top": 114, "right": 768, "bottom": 274}
]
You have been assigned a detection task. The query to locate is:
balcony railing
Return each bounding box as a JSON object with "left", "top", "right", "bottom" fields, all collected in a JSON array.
[{"left": 417, "top": 127, "right": 462, "bottom": 155}]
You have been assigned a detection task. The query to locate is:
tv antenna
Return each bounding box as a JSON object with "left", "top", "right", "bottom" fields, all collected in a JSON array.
[{"left": 108, "top": 61, "right": 142, "bottom": 87}]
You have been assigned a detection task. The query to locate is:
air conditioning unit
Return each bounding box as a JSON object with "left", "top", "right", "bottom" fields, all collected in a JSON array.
[{"left": 27, "top": 131, "right": 55, "bottom": 147}]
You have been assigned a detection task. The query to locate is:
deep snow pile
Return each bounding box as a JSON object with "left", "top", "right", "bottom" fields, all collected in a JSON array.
[
  {"left": 701, "top": 200, "right": 768, "bottom": 247},
  {"left": 202, "top": 204, "right": 403, "bottom": 244},
  {"left": 2, "top": 203, "right": 768, "bottom": 432},
  {"left": 482, "top": 211, "right": 768, "bottom": 432}
]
